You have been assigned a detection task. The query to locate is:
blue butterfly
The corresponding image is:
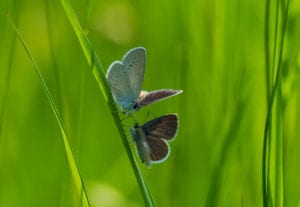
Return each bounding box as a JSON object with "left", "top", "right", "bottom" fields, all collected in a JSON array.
[{"left": 106, "top": 47, "right": 182, "bottom": 113}]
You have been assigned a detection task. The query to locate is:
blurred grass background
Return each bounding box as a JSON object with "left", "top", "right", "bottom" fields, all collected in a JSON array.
[{"left": 1, "top": 0, "right": 300, "bottom": 206}]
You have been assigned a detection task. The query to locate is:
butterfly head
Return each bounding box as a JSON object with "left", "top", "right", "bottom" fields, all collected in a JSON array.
[{"left": 133, "top": 103, "right": 141, "bottom": 111}]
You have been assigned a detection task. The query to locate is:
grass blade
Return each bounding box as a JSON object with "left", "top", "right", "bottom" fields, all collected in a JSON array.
[
  {"left": 7, "top": 16, "right": 90, "bottom": 207},
  {"left": 262, "top": 0, "right": 290, "bottom": 206},
  {"left": 59, "top": 0, "right": 156, "bottom": 206}
]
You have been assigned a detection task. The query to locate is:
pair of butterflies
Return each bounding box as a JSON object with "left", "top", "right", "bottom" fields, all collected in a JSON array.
[{"left": 106, "top": 47, "right": 182, "bottom": 166}]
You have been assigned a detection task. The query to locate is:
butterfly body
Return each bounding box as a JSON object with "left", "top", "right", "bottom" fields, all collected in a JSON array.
[{"left": 130, "top": 125, "right": 152, "bottom": 166}]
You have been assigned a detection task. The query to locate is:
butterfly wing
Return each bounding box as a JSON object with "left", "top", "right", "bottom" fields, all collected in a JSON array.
[
  {"left": 122, "top": 47, "right": 146, "bottom": 106},
  {"left": 106, "top": 61, "right": 133, "bottom": 110},
  {"left": 106, "top": 47, "right": 145, "bottom": 112},
  {"left": 147, "top": 137, "right": 170, "bottom": 162},
  {"left": 142, "top": 114, "right": 179, "bottom": 141},
  {"left": 135, "top": 89, "right": 183, "bottom": 110}
]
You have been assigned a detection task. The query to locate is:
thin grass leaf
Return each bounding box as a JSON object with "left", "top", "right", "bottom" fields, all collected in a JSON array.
[
  {"left": 263, "top": 0, "right": 275, "bottom": 205},
  {"left": 275, "top": 84, "right": 283, "bottom": 207},
  {"left": 59, "top": 0, "right": 156, "bottom": 206},
  {"left": 262, "top": 0, "right": 290, "bottom": 206},
  {"left": 7, "top": 16, "right": 90, "bottom": 207}
]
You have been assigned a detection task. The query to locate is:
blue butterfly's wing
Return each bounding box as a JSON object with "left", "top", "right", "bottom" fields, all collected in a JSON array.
[
  {"left": 106, "top": 47, "right": 146, "bottom": 112},
  {"left": 122, "top": 47, "right": 146, "bottom": 107},
  {"left": 106, "top": 61, "right": 133, "bottom": 111}
]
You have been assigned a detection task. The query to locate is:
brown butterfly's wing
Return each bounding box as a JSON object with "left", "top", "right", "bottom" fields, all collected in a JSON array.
[
  {"left": 147, "top": 137, "right": 170, "bottom": 162},
  {"left": 142, "top": 114, "right": 178, "bottom": 141},
  {"left": 134, "top": 89, "right": 183, "bottom": 110}
]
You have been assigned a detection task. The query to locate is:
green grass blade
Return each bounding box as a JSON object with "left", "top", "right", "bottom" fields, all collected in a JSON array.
[
  {"left": 264, "top": 0, "right": 271, "bottom": 99},
  {"left": 262, "top": 0, "right": 290, "bottom": 206},
  {"left": 7, "top": 16, "right": 90, "bottom": 207},
  {"left": 59, "top": 0, "right": 156, "bottom": 206},
  {"left": 274, "top": 1, "right": 290, "bottom": 206},
  {"left": 262, "top": 0, "right": 274, "bottom": 205}
]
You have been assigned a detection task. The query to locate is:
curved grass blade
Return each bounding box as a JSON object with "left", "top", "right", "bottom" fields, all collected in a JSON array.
[
  {"left": 59, "top": 0, "right": 156, "bottom": 206},
  {"left": 262, "top": 0, "right": 290, "bottom": 206},
  {"left": 7, "top": 16, "right": 90, "bottom": 207}
]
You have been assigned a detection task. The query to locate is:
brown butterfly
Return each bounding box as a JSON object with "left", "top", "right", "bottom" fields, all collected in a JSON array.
[{"left": 130, "top": 114, "right": 179, "bottom": 166}]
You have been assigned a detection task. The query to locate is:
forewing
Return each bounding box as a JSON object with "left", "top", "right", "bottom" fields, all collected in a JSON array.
[
  {"left": 122, "top": 47, "right": 146, "bottom": 102},
  {"left": 147, "top": 137, "right": 170, "bottom": 162},
  {"left": 136, "top": 89, "right": 183, "bottom": 108},
  {"left": 142, "top": 114, "right": 178, "bottom": 141},
  {"left": 106, "top": 61, "right": 132, "bottom": 106}
]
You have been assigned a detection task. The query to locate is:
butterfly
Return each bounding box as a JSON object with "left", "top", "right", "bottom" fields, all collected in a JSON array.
[
  {"left": 106, "top": 47, "right": 182, "bottom": 113},
  {"left": 130, "top": 114, "right": 178, "bottom": 166}
]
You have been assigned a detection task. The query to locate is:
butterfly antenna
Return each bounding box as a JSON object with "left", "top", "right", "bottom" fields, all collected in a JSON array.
[
  {"left": 120, "top": 113, "right": 131, "bottom": 122},
  {"left": 142, "top": 111, "right": 150, "bottom": 123},
  {"left": 126, "top": 112, "right": 138, "bottom": 123},
  {"left": 144, "top": 110, "right": 157, "bottom": 122}
]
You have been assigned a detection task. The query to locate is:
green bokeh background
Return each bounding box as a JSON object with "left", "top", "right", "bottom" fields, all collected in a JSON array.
[{"left": 1, "top": 0, "right": 300, "bottom": 206}]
